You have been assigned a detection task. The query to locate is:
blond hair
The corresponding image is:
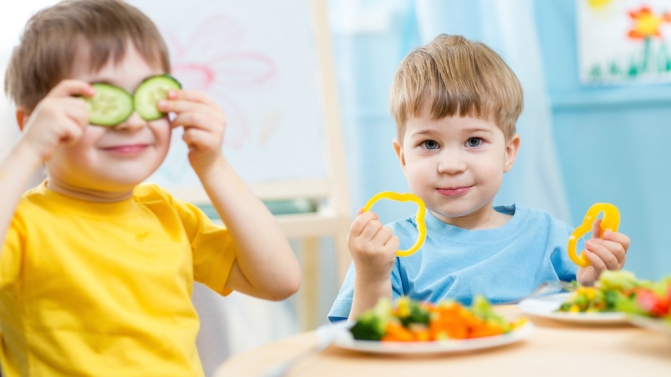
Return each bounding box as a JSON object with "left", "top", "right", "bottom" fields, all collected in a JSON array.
[
  {"left": 390, "top": 34, "right": 523, "bottom": 142},
  {"left": 5, "top": 0, "right": 170, "bottom": 111}
]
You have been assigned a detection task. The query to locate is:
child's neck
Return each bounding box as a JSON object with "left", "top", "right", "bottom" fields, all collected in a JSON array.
[
  {"left": 432, "top": 203, "right": 511, "bottom": 230},
  {"left": 46, "top": 178, "right": 134, "bottom": 203}
]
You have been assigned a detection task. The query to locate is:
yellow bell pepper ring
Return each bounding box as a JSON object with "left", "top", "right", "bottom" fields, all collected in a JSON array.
[
  {"left": 362, "top": 192, "right": 427, "bottom": 257},
  {"left": 567, "top": 203, "right": 620, "bottom": 268}
]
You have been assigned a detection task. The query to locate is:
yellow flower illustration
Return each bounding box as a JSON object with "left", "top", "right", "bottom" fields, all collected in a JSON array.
[{"left": 628, "top": 6, "right": 671, "bottom": 39}]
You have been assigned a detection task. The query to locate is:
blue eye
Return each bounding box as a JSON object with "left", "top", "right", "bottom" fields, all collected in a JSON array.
[
  {"left": 466, "top": 137, "right": 482, "bottom": 147},
  {"left": 422, "top": 140, "right": 439, "bottom": 150}
]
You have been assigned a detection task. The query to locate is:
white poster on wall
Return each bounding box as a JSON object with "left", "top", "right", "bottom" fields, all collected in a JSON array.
[
  {"left": 577, "top": 0, "right": 671, "bottom": 85},
  {"left": 130, "top": 0, "right": 329, "bottom": 189}
]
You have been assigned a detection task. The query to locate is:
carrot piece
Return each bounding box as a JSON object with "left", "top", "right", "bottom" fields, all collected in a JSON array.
[
  {"left": 413, "top": 329, "right": 431, "bottom": 341},
  {"left": 382, "top": 322, "right": 415, "bottom": 342}
]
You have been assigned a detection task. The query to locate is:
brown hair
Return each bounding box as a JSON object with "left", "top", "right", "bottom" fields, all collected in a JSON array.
[
  {"left": 390, "top": 34, "right": 523, "bottom": 142},
  {"left": 4, "top": 0, "right": 170, "bottom": 111}
]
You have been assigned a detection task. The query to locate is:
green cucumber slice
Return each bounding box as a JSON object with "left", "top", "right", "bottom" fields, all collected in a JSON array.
[
  {"left": 85, "top": 83, "right": 133, "bottom": 126},
  {"left": 133, "top": 75, "right": 182, "bottom": 121}
]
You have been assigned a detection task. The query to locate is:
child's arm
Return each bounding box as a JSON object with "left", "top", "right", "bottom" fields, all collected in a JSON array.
[
  {"left": 576, "top": 219, "right": 631, "bottom": 286},
  {"left": 347, "top": 211, "right": 399, "bottom": 320},
  {"left": 0, "top": 80, "right": 92, "bottom": 255},
  {"left": 158, "top": 91, "right": 301, "bottom": 301}
]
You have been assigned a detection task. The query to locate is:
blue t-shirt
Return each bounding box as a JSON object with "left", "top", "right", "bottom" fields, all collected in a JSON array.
[{"left": 328, "top": 204, "right": 578, "bottom": 323}]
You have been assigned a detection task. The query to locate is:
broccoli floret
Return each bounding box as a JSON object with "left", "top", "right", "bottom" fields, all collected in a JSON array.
[
  {"left": 471, "top": 294, "right": 511, "bottom": 331},
  {"left": 603, "top": 289, "right": 627, "bottom": 311},
  {"left": 349, "top": 297, "right": 394, "bottom": 341},
  {"left": 471, "top": 294, "right": 495, "bottom": 319},
  {"left": 395, "top": 297, "right": 430, "bottom": 327},
  {"left": 349, "top": 311, "right": 386, "bottom": 340},
  {"left": 558, "top": 302, "right": 572, "bottom": 312}
]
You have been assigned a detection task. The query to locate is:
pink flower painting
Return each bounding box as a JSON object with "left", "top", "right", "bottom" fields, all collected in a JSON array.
[{"left": 161, "top": 15, "right": 277, "bottom": 150}]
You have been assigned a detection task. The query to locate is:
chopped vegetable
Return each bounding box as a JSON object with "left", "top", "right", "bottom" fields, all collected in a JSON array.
[
  {"left": 557, "top": 270, "right": 671, "bottom": 320},
  {"left": 349, "top": 298, "right": 394, "bottom": 341},
  {"left": 599, "top": 270, "right": 638, "bottom": 291},
  {"left": 350, "top": 295, "right": 521, "bottom": 342}
]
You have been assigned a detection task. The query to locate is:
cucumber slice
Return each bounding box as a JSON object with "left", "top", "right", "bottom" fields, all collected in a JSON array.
[
  {"left": 85, "top": 83, "right": 133, "bottom": 126},
  {"left": 133, "top": 75, "right": 182, "bottom": 121}
]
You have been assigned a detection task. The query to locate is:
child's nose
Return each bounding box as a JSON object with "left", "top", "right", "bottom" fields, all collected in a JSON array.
[
  {"left": 437, "top": 151, "right": 467, "bottom": 174},
  {"left": 115, "top": 112, "right": 146, "bottom": 131}
]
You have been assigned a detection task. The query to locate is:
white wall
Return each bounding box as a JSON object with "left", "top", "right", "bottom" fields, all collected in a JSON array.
[
  {"left": 0, "top": 82, "right": 17, "bottom": 159},
  {"left": 1, "top": 1, "right": 59, "bottom": 158}
]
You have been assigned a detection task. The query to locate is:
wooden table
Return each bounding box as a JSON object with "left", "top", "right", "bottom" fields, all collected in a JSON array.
[{"left": 214, "top": 306, "right": 671, "bottom": 377}]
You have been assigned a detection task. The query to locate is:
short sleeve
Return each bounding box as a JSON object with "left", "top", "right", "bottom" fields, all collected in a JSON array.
[
  {"left": 0, "top": 216, "right": 24, "bottom": 289},
  {"left": 149, "top": 185, "right": 237, "bottom": 296},
  {"left": 179, "top": 201, "right": 236, "bottom": 295},
  {"left": 328, "top": 263, "right": 355, "bottom": 323}
]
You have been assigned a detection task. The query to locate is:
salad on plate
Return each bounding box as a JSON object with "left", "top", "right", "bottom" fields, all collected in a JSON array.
[
  {"left": 557, "top": 270, "right": 670, "bottom": 321},
  {"left": 518, "top": 271, "right": 670, "bottom": 325},
  {"left": 333, "top": 295, "right": 532, "bottom": 354}
]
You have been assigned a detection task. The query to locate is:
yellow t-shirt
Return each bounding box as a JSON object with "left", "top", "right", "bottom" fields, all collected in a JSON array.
[{"left": 0, "top": 182, "right": 236, "bottom": 377}]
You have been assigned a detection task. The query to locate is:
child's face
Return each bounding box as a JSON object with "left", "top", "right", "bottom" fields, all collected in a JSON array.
[
  {"left": 45, "top": 44, "right": 171, "bottom": 194},
  {"left": 393, "top": 106, "right": 519, "bottom": 225}
]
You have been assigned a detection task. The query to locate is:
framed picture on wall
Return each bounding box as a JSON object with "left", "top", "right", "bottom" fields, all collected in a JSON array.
[{"left": 577, "top": 0, "right": 671, "bottom": 85}]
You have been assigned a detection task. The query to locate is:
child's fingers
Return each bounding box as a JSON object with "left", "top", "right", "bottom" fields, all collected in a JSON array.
[
  {"left": 182, "top": 127, "right": 220, "bottom": 151},
  {"left": 370, "top": 225, "right": 394, "bottom": 247},
  {"left": 349, "top": 212, "right": 378, "bottom": 237},
  {"left": 585, "top": 239, "right": 620, "bottom": 270},
  {"left": 584, "top": 249, "right": 607, "bottom": 273},
  {"left": 32, "top": 97, "right": 88, "bottom": 145},
  {"left": 590, "top": 238, "right": 627, "bottom": 265},
  {"left": 359, "top": 219, "right": 383, "bottom": 242},
  {"left": 158, "top": 99, "right": 211, "bottom": 115},
  {"left": 166, "top": 89, "right": 218, "bottom": 106},
  {"left": 384, "top": 235, "right": 400, "bottom": 251},
  {"left": 603, "top": 231, "right": 630, "bottom": 253},
  {"left": 590, "top": 218, "right": 602, "bottom": 239},
  {"left": 62, "top": 97, "right": 90, "bottom": 124},
  {"left": 48, "top": 79, "right": 94, "bottom": 98},
  {"left": 170, "top": 110, "right": 217, "bottom": 130}
]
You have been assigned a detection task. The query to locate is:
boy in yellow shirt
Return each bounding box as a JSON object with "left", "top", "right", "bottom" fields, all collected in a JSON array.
[{"left": 0, "top": 0, "right": 300, "bottom": 375}]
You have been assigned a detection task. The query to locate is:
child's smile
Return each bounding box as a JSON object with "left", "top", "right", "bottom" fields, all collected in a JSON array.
[
  {"left": 437, "top": 186, "right": 473, "bottom": 197},
  {"left": 394, "top": 106, "right": 520, "bottom": 229},
  {"left": 101, "top": 144, "right": 150, "bottom": 155}
]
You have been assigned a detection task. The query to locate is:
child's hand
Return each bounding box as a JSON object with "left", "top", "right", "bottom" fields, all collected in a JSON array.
[
  {"left": 577, "top": 219, "right": 630, "bottom": 286},
  {"left": 347, "top": 210, "right": 400, "bottom": 283},
  {"left": 158, "top": 90, "right": 226, "bottom": 175},
  {"left": 18, "top": 80, "right": 93, "bottom": 163}
]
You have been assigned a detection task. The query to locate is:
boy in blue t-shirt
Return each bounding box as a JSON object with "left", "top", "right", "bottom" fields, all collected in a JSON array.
[{"left": 328, "top": 34, "right": 630, "bottom": 322}]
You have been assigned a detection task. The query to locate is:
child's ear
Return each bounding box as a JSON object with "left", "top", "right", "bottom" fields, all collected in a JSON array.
[
  {"left": 393, "top": 137, "right": 408, "bottom": 175},
  {"left": 503, "top": 134, "right": 520, "bottom": 173},
  {"left": 15, "top": 107, "right": 30, "bottom": 131}
]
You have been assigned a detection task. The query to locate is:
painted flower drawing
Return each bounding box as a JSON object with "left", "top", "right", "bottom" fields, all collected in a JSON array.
[
  {"left": 627, "top": 6, "right": 671, "bottom": 39},
  {"left": 582, "top": 2, "right": 671, "bottom": 83},
  {"left": 162, "top": 15, "right": 277, "bottom": 150}
]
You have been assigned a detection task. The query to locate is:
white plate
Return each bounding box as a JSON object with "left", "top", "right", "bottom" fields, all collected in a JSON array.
[
  {"left": 330, "top": 320, "right": 534, "bottom": 354},
  {"left": 627, "top": 315, "right": 671, "bottom": 335},
  {"left": 518, "top": 293, "right": 628, "bottom": 324}
]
